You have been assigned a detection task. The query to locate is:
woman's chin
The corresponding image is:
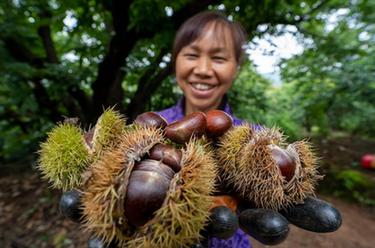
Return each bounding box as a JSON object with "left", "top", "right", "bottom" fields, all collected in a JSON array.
[{"left": 187, "top": 99, "right": 221, "bottom": 113}]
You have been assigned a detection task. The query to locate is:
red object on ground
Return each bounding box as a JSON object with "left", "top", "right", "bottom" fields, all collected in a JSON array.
[
  {"left": 210, "top": 195, "right": 239, "bottom": 212},
  {"left": 361, "top": 154, "right": 375, "bottom": 169}
]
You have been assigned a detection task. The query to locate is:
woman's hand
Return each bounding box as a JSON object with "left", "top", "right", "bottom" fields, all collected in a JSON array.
[{"left": 202, "top": 195, "right": 341, "bottom": 246}]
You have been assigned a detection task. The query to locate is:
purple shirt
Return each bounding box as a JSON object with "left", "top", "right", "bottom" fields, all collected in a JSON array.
[
  {"left": 157, "top": 97, "right": 251, "bottom": 248},
  {"left": 157, "top": 97, "right": 244, "bottom": 126}
]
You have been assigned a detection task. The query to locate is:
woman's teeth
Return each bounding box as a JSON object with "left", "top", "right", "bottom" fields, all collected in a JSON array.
[{"left": 191, "top": 83, "right": 214, "bottom": 91}]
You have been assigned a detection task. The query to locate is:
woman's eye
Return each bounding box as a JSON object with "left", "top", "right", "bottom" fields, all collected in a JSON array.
[
  {"left": 213, "top": 56, "right": 226, "bottom": 62},
  {"left": 184, "top": 53, "right": 198, "bottom": 59}
]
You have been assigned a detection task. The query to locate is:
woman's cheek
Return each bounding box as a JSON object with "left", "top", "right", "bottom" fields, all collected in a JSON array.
[{"left": 176, "top": 73, "right": 189, "bottom": 87}]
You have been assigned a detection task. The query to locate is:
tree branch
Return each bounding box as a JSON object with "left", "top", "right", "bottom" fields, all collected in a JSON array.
[
  {"left": 91, "top": 0, "right": 135, "bottom": 120},
  {"left": 37, "top": 9, "right": 59, "bottom": 63},
  {"left": 38, "top": 25, "right": 59, "bottom": 64},
  {"left": 90, "top": 0, "right": 220, "bottom": 121},
  {"left": 170, "top": 0, "right": 221, "bottom": 25},
  {"left": 3, "top": 37, "right": 44, "bottom": 67},
  {"left": 127, "top": 62, "right": 173, "bottom": 121},
  {"left": 126, "top": 48, "right": 169, "bottom": 119},
  {"left": 3, "top": 35, "right": 88, "bottom": 122},
  {"left": 0, "top": 109, "right": 30, "bottom": 133}
]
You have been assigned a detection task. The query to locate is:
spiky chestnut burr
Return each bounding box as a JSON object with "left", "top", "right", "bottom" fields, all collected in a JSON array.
[
  {"left": 217, "top": 125, "right": 321, "bottom": 210},
  {"left": 91, "top": 108, "right": 126, "bottom": 155},
  {"left": 82, "top": 122, "right": 216, "bottom": 247},
  {"left": 282, "top": 141, "right": 322, "bottom": 204},
  {"left": 38, "top": 109, "right": 127, "bottom": 191},
  {"left": 38, "top": 123, "right": 90, "bottom": 190},
  {"left": 82, "top": 125, "right": 164, "bottom": 244},
  {"left": 128, "top": 138, "right": 217, "bottom": 248}
]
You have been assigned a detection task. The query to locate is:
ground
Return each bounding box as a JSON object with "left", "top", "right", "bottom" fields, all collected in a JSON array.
[
  {"left": 1, "top": 136, "right": 375, "bottom": 247},
  {"left": 250, "top": 196, "right": 375, "bottom": 248}
]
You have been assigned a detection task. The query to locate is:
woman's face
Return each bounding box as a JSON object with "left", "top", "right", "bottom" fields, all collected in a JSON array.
[{"left": 175, "top": 24, "right": 238, "bottom": 114}]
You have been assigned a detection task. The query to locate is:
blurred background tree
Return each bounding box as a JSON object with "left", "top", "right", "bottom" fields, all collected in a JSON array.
[{"left": 0, "top": 0, "right": 374, "bottom": 164}]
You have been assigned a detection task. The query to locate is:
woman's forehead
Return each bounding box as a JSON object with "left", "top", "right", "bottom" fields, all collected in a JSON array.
[{"left": 190, "top": 22, "right": 235, "bottom": 51}]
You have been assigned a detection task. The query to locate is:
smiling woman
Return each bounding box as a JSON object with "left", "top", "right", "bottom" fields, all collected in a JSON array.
[
  {"left": 175, "top": 23, "right": 238, "bottom": 114},
  {"left": 158, "top": 11, "right": 247, "bottom": 125},
  {"left": 171, "top": 11, "right": 246, "bottom": 115},
  {"left": 156, "top": 11, "right": 251, "bottom": 247}
]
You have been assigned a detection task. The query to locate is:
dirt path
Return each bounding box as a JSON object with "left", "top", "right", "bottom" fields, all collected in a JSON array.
[
  {"left": 1, "top": 172, "right": 374, "bottom": 247},
  {"left": 250, "top": 196, "right": 375, "bottom": 248}
]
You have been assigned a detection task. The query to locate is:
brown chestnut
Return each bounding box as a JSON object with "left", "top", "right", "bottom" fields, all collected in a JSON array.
[
  {"left": 206, "top": 110, "right": 233, "bottom": 137},
  {"left": 125, "top": 170, "right": 170, "bottom": 227},
  {"left": 269, "top": 145, "right": 296, "bottom": 181},
  {"left": 133, "top": 159, "right": 175, "bottom": 180},
  {"left": 149, "top": 144, "right": 182, "bottom": 172},
  {"left": 134, "top": 112, "right": 167, "bottom": 129},
  {"left": 124, "top": 159, "right": 174, "bottom": 227},
  {"left": 164, "top": 112, "right": 207, "bottom": 144}
]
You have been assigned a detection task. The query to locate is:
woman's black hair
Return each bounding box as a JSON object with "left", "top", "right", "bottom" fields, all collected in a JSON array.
[{"left": 172, "top": 11, "right": 247, "bottom": 66}]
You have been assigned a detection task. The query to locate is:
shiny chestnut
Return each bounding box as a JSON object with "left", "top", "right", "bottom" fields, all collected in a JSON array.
[
  {"left": 149, "top": 144, "right": 182, "bottom": 172},
  {"left": 134, "top": 158, "right": 175, "bottom": 180},
  {"left": 134, "top": 112, "right": 167, "bottom": 129},
  {"left": 269, "top": 145, "right": 296, "bottom": 181},
  {"left": 206, "top": 110, "right": 233, "bottom": 137},
  {"left": 164, "top": 112, "right": 207, "bottom": 144},
  {"left": 124, "top": 159, "right": 175, "bottom": 227}
]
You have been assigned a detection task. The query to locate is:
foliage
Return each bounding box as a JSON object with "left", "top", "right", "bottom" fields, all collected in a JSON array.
[
  {"left": 0, "top": 0, "right": 373, "bottom": 165},
  {"left": 325, "top": 169, "right": 375, "bottom": 207},
  {"left": 228, "top": 64, "right": 306, "bottom": 140},
  {"left": 227, "top": 62, "right": 270, "bottom": 123},
  {"left": 280, "top": 0, "right": 375, "bottom": 137}
]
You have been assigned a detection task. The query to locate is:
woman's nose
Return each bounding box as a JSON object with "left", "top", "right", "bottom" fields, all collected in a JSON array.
[{"left": 193, "top": 57, "right": 213, "bottom": 77}]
